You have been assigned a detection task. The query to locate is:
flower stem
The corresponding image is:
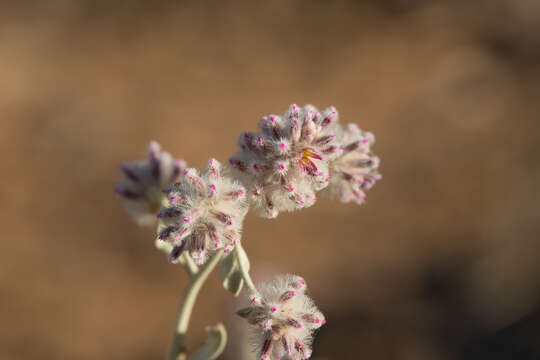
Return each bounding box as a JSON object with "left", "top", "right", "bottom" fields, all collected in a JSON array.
[{"left": 167, "top": 250, "right": 224, "bottom": 360}]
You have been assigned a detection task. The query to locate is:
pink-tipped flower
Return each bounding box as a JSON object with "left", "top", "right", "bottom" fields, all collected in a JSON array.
[
  {"left": 236, "top": 275, "right": 325, "bottom": 360},
  {"left": 229, "top": 104, "right": 342, "bottom": 218},
  {"left": 157, "top": 159, "right": 248, "bottom": 265},
  {"left": 114, "top": 141, "right": 186, "bottom": 226},
  {"left": 323, "top": 123, "right": 381, "bottom": 205}
]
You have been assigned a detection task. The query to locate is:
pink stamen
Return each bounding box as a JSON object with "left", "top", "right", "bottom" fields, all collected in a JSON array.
[
  {"left": 209, "top": 184, "right": 216, "bottom": 191},
  {"left": 271, "top": 307, "right": 277, "bottom": 312}
]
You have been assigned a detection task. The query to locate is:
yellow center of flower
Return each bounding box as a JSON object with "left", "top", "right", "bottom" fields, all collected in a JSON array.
[{"left": 300, "top": 148, "right": 314, "bottom": 164}]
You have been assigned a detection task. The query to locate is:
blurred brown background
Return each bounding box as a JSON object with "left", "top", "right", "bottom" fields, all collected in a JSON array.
[{"left": 2, "top": 0, "right": 540, "bottom": 359}]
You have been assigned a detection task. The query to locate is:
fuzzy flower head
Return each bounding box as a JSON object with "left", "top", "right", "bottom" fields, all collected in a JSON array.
[
  {"left": 157, "top": 159, "right": 248, "bottom": 265},
  {"left": 229, "top": 104, "right": 342, "bottom": 218},
  {"left": 114, "top": 141, "right": 186, "bottom": 226},
  {"left": 237, "top": 275, "right": 325, "bottom": 360},
  {"left": 324, "top": 123, "right": 381, "bottom": 204}
]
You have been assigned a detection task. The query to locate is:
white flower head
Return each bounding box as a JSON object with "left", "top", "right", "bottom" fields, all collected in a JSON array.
[
  {"left": 229, "top": 104, "right": 342, "bottom": 218},
  {"left": 237, "top": 275, "right": 326, "bottom": 360},
  {"left": 324, "top": 123, "right": 381, "bottom": 204},
  {"left": 114, "top": 141, "right": 186, "bottom": 226},
  {"left": 157, "top": 159, "right": 248, "bottom": 265}
]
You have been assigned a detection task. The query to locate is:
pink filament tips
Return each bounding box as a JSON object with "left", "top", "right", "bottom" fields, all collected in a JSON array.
[
  {"left": 209, "top": 184, "right": 216, "bottom": 191},
  {"left": 271, "top": 307, "right": 277, "bottom": 312},
  {"left": 288, "top": 186, "right": 294, "bottom": 193},
  {"left": 279, "top": 143, "right": 286, "bottom": 149},
  {"left": 183, "top": 169, "right": 189, "bottom": 175},
  {"left": 250, "top": 296, "right": 262, "bottom": 305},
  {"left": 263, "top": 321, "right": 271, "bottom": 329},
  {"left": 279, "top": 164, "right": 285, "bottom": 170},
  {"left": 226, "top": 220, "right": 233, "bottom": 226},
  {"left": 183, "top": 216, "right": 190, "bottom": 223}
]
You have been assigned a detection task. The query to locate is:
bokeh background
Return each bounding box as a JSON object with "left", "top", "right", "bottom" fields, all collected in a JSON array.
[{"left": 2, "top": 1, "right": 540, "bottom": 359}]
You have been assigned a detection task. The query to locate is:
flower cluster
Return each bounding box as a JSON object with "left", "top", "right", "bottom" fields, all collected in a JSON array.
[
  {"left": 114, "top": 141, "right": 186, "bottom": 226},
  {"left": 229, "top": 104, "right": 342, "bottom": 218},
  {"left": 115, "top": 104, "right": 380, "bottom": 360},
  {"left": 237, "top": 275, "right": 325, "bottom": 360},
  {"left": 323, "top": 123, "right": 381, "bottom": 204},
  {"left": 157, "top": 159, "right": 248, "bottom": 265}
]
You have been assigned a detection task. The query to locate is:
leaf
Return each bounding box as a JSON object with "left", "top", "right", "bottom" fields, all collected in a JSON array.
[
  {"left": 218, "top": 245, "right": 251, "bottom": 296},
  {"left": 191, "top": 323, "right": 227, "bottom": 360},
  {"left": 235, "top": 243, "right": 250, "bottom": 273}
]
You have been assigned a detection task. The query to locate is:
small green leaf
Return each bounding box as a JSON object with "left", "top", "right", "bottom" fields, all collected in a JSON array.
[
  {"left": 191, "top": 323, "right": 227, "bottom": 360},
  {"left": 235, "top": 243, "right": 250, "bottom": 273},
  {"left": 219, "top": 245, "right": 251, "bottom": 296}
]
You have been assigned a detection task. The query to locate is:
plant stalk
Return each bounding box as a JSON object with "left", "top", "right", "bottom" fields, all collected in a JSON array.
[{"left": 167, "top": 250, "right": 224, "bottom": 360}]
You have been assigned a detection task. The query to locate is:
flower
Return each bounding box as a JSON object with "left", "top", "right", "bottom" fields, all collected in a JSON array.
[
  {"left": 157, "top": 159, "right": 248, "bottom": 265},
  {"left": 229, "top": 104, "right": 342, "bottom": 218},
  {"left": 114, "top": 141, "right": 186, "bottom": 226},
  {"left": 236, "top": 275, "right": 325, "bottom": 360},
  {"left": 323, "top": 123, "right": 381, "bottom": 204}
]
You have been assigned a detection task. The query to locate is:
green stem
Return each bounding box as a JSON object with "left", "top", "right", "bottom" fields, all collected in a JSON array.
[
  {"left": 167, "top": 250, "right": 224, "bottom": 360},
  {"left": 182, "top": 252, "right": 199, "bottom": 276}
]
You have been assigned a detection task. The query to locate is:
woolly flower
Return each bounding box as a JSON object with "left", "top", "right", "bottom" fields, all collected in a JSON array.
[
  {"left": 229, "top": 104, "right": 342, "bottom": 218},
  {"left": 324, "top": 123, "right": 381, "bottom": 204},
  {"left": 237, "top": 275, "right": 325, "bottom": 360},
  {"left": 114, "top": 141, "right": 186, "bottom": 226},
  {"left": 157, "top": 159, "right": 248, "bottom": 265}
]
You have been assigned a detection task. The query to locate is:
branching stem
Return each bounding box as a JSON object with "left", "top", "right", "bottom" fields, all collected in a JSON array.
[{"left": 167, "top": 250, "right": 224, "bottom": 360}]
